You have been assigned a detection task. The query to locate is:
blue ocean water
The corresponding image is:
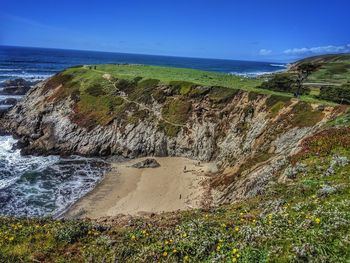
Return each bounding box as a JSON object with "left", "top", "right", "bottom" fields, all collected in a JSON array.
[
  {"left": 0, "top": 45, "right": 286, "bottom": 83},
  {"left": 0, "top": 45, "right": 286, "bottom": 217}
]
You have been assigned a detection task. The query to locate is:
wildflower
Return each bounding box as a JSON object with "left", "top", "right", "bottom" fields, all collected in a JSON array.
[
  {"left": 142, "top": 230, "right": 147, "bottom": 234},
  {"left": 234, "top": 226, "right": 239, "bottom": 232},
  {"left": 315, "top": 218, "right": 321, "bottom": 224},
  {"left": 222, "top": 223, "right": 227, "bottom": 227},
  {"left": 184, "top": 255, "right": 189, "bottom": 261},
  {"left": 236, "top": 253, "right": 240, "bottom": 258},
  {"left": 8, "top": 236, "right": 14, "bottom": 241},
  {"left": 239, "top": 212, "right": 244, "bottom": 216},
  {"left": 163, "top": 251, "right": 168, "bottom": 257},
  {"left": 131, "top": 235, "right": 136, "bottom": 240},
  {"left": 232, "top": 257, "right": 237, "bottom": 262},
  {"left": 232, "top": 248, "right": 237, "bottom": 254},
  {"left": 182, "top": 233, "right": 187, "bottom": 238},
  {"left": 173, "top": 249, "right": 177, "bottom": 253},
  {"left": 169, "top": 239, "right": 173, "bottom": 243},
  {"left": 164, "top": 240, "right": 169, "bottom": 245}
]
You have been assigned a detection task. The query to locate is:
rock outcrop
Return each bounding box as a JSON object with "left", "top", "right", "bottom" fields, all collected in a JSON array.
[
  {"left": 132, "top": 158, "right": 160, "bottom": 168},
  {"left": 0, "top": 71, "right": 343, "bottom": 203}
]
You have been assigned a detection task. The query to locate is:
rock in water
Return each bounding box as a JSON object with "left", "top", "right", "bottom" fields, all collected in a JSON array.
[
  {"left": 0, "top": 78, "right": 35, "bottom": 95},
  {"left": 132, "top": 158, "right": 160, "bottom": 168}
]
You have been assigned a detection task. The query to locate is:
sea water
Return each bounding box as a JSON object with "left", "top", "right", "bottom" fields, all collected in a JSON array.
[{"left": 0, "top": 45, "right": 286, "bottom": 217}]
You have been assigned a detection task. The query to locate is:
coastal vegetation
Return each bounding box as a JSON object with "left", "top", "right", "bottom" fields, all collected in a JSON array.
[
  {"left": 1, "top": 122, "right": 349, "bottom": 262},
  {"left": 1, "top": 54, "right": 350, "bottom": 262}
]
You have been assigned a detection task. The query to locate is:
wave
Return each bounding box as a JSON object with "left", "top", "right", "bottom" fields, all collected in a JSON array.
[
  {"left": 0, "top": 72, "right": 52, "bottom": 81},
  {"left": 0, "top": 136, "right": 109, "bottom": 217},
  {"left": 229, "top": 69, "right": 285, "bottom": 78},
  {"left": 270, "top": 64, "right": 287, "bottom": 68}
]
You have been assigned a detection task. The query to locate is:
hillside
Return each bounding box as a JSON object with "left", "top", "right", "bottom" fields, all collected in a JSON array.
[
  {"left": 0, "top": 60, "right": 350, "bottom": 262},
  {"left": 290, "top": 53, "right": 350, "bottom": 85}
]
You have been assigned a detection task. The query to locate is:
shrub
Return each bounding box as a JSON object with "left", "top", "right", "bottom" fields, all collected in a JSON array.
[
  {"left": 54, "top": 222, "right": 89, "bottom": 243},
  {"left": 259, "top": 73, "right": 310, "bottom": 95},
  {"left": 319, "top": 83, "right": 350, "bottom": 104},
  {"left": 85, "top": 83, "right": 107, "bottom": 96}
]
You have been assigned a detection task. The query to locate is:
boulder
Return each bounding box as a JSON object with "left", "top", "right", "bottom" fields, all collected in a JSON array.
[
  {"left": 0, "top": 78, "right": 36, "bottom": 95},
  {"left": 132, "top": 158, "right": 160, "bottom": 169},
  {"left": 0, "top": 98, "right": 18, "bottom": 105}
]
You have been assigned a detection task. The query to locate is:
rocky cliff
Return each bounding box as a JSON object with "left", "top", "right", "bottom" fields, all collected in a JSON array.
[{"left": 0, "top": 65, "right": 344, "bottom": 202}]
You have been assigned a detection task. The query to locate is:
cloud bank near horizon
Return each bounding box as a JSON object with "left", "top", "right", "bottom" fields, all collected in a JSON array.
[{"left": 283, "top": 44, "right": 350, "bottom": 56}]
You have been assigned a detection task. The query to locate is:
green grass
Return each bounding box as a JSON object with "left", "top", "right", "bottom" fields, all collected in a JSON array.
[
  {"left": 1, "top": 128, "right": 350, "bottom": 262},
  {"left": 64, "top": 64, "right": 335, "bottom": 104},
  {"left": 42, "top": 63, "right": 343, "bottom": 130},
  {"left": 292, "top": 54, "right": 350, "bottom": 85}
]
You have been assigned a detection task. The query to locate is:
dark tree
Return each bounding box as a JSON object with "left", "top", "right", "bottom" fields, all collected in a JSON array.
[{"left": 294, "top": 63, "right": 320, "bottom": 97}]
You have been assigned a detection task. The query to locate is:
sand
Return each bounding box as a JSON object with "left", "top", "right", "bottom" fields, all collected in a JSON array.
[{"left": 64, "top": 157, "right": 217, "bottom": 219}]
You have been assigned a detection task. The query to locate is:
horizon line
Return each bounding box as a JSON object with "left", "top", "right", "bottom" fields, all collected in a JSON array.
[{"left": 0, "top": 44, "right": 288, "bottom": 64}]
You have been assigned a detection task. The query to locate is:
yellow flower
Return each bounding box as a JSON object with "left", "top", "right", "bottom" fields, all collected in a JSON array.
[
  {"left": 232, "top": 248, "right": 237, "bottom": 254},
  {"left": 169, "top": 239, "right": 173, "bottom": 243},
  {"left": 235, "top": 226, "right": 239, "bottom": 232},
  {"left": 239, "top": 212, "right": 244, "bottom": 216},
  {"left": 222, "top": 223, "right": 227, "bottom": 227},
  {"left": 232, "top": 257, "right": 237, "bottom": 262},
  {"left": 163, "top": 251, "right": 168, "bottom": 257},
  {"left": 8, "top": 236, "right": 14, "bottom": 241},
  {"left": 142, "top": 230, "right": 146, "bottom": 234},
  {"left": 182, "top": 233, "right": 187, "bottom": 237},
  {"left": 184, "top": 255, "right": 189, "bottom": 261},
  {"left": 131, "top": 235, "right": 136, "bottom": 240},
  {"left": 173, "top": 249, "right": 177, "bottom": 253},
  {"left": 164, "top": 241, "right": 169, "bottom": 245},
  {"left": 236, "top": 253, "right": 240, "bottom": 258},
  {"left": 315, "top": 218, "right": 321, "bottom": 224}
]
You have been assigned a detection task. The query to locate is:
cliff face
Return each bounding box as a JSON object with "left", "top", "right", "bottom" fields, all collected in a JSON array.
[{"left": 1, "top": 69, "right": 342, "bottom": 202}]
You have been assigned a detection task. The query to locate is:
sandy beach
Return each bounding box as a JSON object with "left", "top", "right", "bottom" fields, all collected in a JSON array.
[{"left": 64, "top": 157, "right": 217, "bottom": 219}]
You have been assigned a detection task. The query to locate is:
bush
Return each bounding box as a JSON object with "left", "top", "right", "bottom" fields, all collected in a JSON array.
[
  {"left": 85, "top": 83, "right": 106, "bottom": 96},
  {"left": 259, "top": 73, "right": 310, "bottom": 95},
  {"left": 319, "top": 83, "right": 350, "bottom": 104}
]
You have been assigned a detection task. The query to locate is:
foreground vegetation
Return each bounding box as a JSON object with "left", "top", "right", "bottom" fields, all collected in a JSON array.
[{"left": 1, "top": 112, "right": 350, "bottom": 262}]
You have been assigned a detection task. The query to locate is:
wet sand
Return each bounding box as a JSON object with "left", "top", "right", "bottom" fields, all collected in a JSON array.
[{"left": 64, "top": 157, "right": 217, "bottom": 219}]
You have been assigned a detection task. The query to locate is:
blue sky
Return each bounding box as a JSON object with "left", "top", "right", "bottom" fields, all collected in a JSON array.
[{"left": 1, "top": 0, "right": 349, "bottom": 62}]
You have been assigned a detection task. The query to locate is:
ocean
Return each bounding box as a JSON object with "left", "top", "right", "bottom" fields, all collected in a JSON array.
[{"left": 0, "top": 45, "right": 286, "bottom": 217}]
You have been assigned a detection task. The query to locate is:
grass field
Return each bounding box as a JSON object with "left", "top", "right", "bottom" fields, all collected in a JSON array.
[
  {"left": 294, "top": 54, "right": 350, "bottom": 85},
  {"left": 63, "top": 64, "right": 336, "bottom": 105}
]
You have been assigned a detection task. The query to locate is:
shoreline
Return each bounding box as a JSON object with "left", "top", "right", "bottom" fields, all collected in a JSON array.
[{"left": 64, "top": 157, "right": 217, "bottom": 219}]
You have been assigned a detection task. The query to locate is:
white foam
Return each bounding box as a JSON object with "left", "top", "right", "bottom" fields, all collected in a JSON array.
[
  {"left": 0, "top": 73, "right": 52, "bottom": 81},
  {"left": 270, "top": 64, "right": 288, "bottom": 68},
  {"left": 229, "top": 69, "right": 285, "bottom": 78},
  {"left": 0, "top": 136, "right": 108, "bottom": 217}
]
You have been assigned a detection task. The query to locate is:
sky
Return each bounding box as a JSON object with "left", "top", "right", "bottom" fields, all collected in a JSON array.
[{"left": 0, "top": 0, "right": 349, "bottom": 62}]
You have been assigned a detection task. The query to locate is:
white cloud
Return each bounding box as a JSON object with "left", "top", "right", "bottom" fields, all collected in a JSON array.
[
  {"left": 259, "top": 49, "right": 272, "bottom": 56},
  {"left": 283, "top": 44, "right": 350, "bottom": 55}
]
